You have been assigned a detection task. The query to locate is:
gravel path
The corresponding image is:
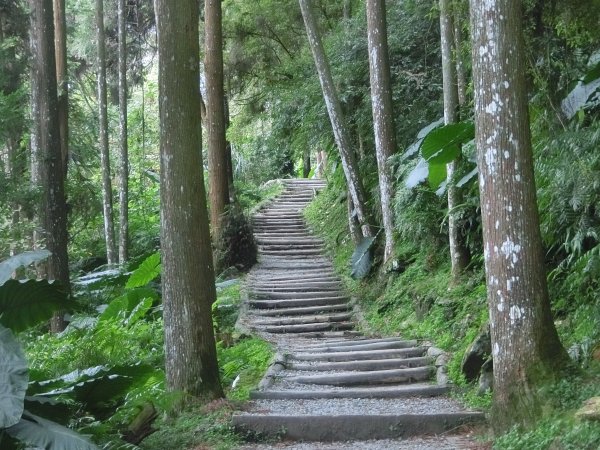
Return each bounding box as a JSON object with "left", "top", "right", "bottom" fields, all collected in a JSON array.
[{"left": 233, "top": 179, "right": 486, "bottom": 448}]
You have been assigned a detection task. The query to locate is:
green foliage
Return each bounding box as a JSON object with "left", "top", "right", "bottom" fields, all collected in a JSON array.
[
  {"left": 218, "top": 338, "right": 273, "bottom": 401},
  {"left": 0, "top": 280, "right": 72, "bottom": 333},
  {"left": 140, "top": 400, "right": 243, "bottom": 450},
  {"left": 214, "top": 206, "right": 257, "bottom": 275},
  {"left": 125, "top": 252, "right": 161, "bottom": 289}
]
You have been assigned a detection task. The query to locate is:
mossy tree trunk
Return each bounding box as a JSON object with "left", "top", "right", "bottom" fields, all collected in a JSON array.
[
  {"left": 299, "top": 0, "right": 372, "bottom": 237},
  {"left": 155, "top": 0, "right": 224, "bottom": 400},
  {"left": 96, "top": 0, "right": 117, "bottom": 265},
  {"left": 469, "top": 0, "right": 570, "bottom": 431},
  {"left": 30, "top": 0, "right": 70, "bottom": 332},
  {"left": 439, "top": 0, "right": 470, "bottom": 282},
  {"left": 205, "top": 0, "right": 230, "bottom": 240},
  {"left": 366, "top": 0, "right": 396, "bottom": 262},
  {"left": 117, "top": 0, "right": 129, "bottom": 264}
]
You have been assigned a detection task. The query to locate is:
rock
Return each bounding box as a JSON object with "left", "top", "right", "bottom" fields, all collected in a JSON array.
[
  {"left": 461, "top": 326, "right": 491, "bottom": 382},
  {"left": 427, "top": 346, "right": 445, "bottom": 358},
  {"left": 437, "top": 366, "right": 449, "bottom": 385},
  {"left": 435, "top": 353, "right": 450, "bottom": 367},
  {"left": 477, "top": 358, "right": 493, "bottom": 395},
  {"left": 576, "top": 397, "right": 600, "bottom": 421}
]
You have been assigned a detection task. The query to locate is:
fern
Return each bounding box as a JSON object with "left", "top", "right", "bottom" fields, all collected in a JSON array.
[{"left": 125, "top": 252, "right": 161, "bottom": 289}]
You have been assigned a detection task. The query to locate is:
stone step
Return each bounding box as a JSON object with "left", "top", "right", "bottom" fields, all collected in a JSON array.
[
  {"left": 250, "top": 384, "right": 450, "bottom": 400},
  {"left": 291, "top": 347, "right": 427, "bottom": 362},
  {"left": 286, "top": 356, "right": 431, "bottom": 372},
  {"left": 249, "top": 291, "right": 346, "bottom": 300},
  {"left": 253, "top": 312, "right": 353, "bottom": 327},
  {"left": 297, "top": 339, "right": 419, "bottom": 353},
  {"left": 249, "top": 297, "right": 351, "bottom": 309},
  {"left": 261, "top": 321, "right": 354, "bottom": 334},
  {"left": 285, "top": 366, "right": 433, "bottom": 386},
  {"left": 250, "top": 303, "right": 351, "bottom": 317}
]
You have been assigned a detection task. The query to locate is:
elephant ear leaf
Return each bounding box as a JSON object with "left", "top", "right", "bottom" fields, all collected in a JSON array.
[
  {"left": 0, "top": 250, "right": 51, "bottom": 286},
  {"left": 0, "top": 324, "right": 28, "bottom": 428},
  {"left": 351, "top": 236, "right": 376, "bottom": 280},
  {"left": 0, "top": 279, "right": 71, "bottom": 333},
  {"left": 5, "top": 411, "right": 99, "bottom": 450}
]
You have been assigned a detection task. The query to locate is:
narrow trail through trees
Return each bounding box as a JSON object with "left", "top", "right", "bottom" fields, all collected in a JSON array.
[{"left": 234, "top": 179, "right": 485, "bottom": 449}]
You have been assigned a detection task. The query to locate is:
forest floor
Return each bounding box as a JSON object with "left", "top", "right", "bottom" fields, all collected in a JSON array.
[{"left": 231, "top": 179, "right": 489, "bottom": 449}]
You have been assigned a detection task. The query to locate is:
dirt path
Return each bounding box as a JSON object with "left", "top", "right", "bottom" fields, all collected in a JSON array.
[{"left": 234, "top": 179, "right": 486, "bottom": 449}]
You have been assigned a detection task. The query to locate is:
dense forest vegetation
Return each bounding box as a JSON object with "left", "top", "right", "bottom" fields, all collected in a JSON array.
[{"left": 1, "top": 0, "right": 599, "bottom": 448}]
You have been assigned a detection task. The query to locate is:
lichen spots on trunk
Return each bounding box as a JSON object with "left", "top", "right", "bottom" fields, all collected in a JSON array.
[{"left": 469, "top": 0, "right": 570, "bottom": 432}]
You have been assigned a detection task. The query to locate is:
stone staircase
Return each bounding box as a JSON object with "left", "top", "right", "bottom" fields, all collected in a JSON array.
[{"left": 234, "top": 179, "right": 485, "bottom": 448}]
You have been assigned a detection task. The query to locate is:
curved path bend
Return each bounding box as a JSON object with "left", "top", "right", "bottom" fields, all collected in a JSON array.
[{"left": 234, "top": 179, "right": 485, "bottom": 449}]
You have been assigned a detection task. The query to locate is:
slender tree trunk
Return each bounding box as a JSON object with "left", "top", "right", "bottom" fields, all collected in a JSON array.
[
  {"left": 96, "top": 0, "right": 117, "bottom": 265},
  {"left": 117, "top": 0, "right": 129, "bottom": 264},
  {"left": 469, "top": 0, "right": 570, "bottom": 431},
  {"left": 440, "top": 0, "right": 470, "bottom": 282},
  {"left": 302, "top": 149, "right": 311, "bottom": 178},
  {"left": 205, "top": 0, "right": 230, "bottom": 239},
  {"left": 366, "top": 0, "right": 396, "bottom": 262},
  {"left": 30, "top": 0, "right": 71, "bottom": 332},
  {"left": 343, "top": 0, "right": 352, "bottom": 20},
  {"left": 347, "top": 192, "right": 363, "bottom": 244},
  {"left": 223, "top": 93, "right": 235, "bottom": 201},
  {"left": 53, "top": 0, "right": 68, "bottom": 176},
  {"left": 155, "top": 0, "right": 224, "bottom": 400},
  {"left": 299, "top": 0, "right": 372, "bottom": 237},
  {"left": 453, "top": 4, "right": 468, "bottom": 109}
]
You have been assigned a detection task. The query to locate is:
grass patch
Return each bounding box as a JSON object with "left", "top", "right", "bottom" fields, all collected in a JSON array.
[{"left": 140, "top": 399, "right": 244, "bottom": 450}]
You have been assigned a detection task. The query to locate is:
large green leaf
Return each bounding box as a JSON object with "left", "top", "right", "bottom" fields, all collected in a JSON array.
[
  {"left": 0, "top": 279, "right": 71, "bottom": 333},
  {"left": 125, "top": 252, "right": 161, "bottom": 289},
  {"left": 98, "top": 287, "right": 157, "bottom": 324},
  {"left": 583, "top": 61, "right": 600, "bottom": 84},
  {"left": 351, "top": 236, "right": 376, "bottom": 280},
  {"left": 5, "top": 411, "right": 99, "bottom": 450},
  {"left": 428, "top": 163, "right": 448, "bottom": 190},
  {"left": 420, "top": 122, "right": 474, "bottom": 165},
  {"left": 0, "top": 250, "right": 51, "bottom": 286},
  {"left": 28, "top": 364, "right": 159, "bottom": 414},
  {"left": 0, "top": 324, "right": 28, "bottom": 428},
  {"left": 23, "top": 396, "right": 74, "bottom": 426}
]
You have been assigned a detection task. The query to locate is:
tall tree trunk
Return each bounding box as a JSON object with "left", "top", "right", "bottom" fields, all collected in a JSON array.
[
  {"left": 30, "top": 0, "right": 71, "bottom": 332},
  {"left": 205, "top": 0, "right": 230, "bottom": 239},
  {"left": 453, "top": 3, "right": 468, "bottom": 109},
  {"left": 440, "top": 0, "right": 470, "bottom": 282},
  {"left": 366, "top": 0, "right": 396, "bottom": 262},
  {"left": 117, "top": 0, "right": 129, "bottom": 264},
  {"left": 96, "top": 0, "right": 116, "bottom": 265},
  {"left": 299, "top": 0, "right": 372, "bottom": 237},
  {"left": 223, "top": 93, "right": 235, "bottom": 201},
  {"left": 469, "top": 0, "right": 570, "bottom": 431},
  {"left": 155, "top": 0, "right": 224, "bottom": 400},
  {"left": 53, "top": 0, "right": 68, "bottom": 176},
  {"left": 302, "top": 149, "right": 311, "bottom": 178}
]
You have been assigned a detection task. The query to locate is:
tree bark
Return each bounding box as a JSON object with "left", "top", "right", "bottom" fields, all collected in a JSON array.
[
  {"left": 53, "top": 0, "right": 68, "bottom": 177},
  {"left": 96, "top": 0, "right": 117, "bottom": 265},
  {"left": 299, "top": 0, "right": 372, "bottom": 237},
  {"left": 439, "top": 0, "right": 470, "bottom": 282},
  {"left": 302, "top": 149, "right": 311, "bottom": 178},
  {"left": 453, "top": 3, "right": 468, "bottom": 109},
  {"left": 205, "top": 0, "right": 230, "bottom": 239},
  {"left": 30, "top": 0, "right": 71, "bottom": 332},
  {"left": 469, "top": 0, "right": 570, "bottom": 431},
  {"left": 366, "top": 0, "right": 396, "bottom": 262},
  {"left": 223, "top": 93, "right": 235, "bottom": 201},
  {"left": 155, "top": 0, "right": 224, "bottom": 400},
  {"left": 117, "top": 0, "right": 129, "bottom": 264}
]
